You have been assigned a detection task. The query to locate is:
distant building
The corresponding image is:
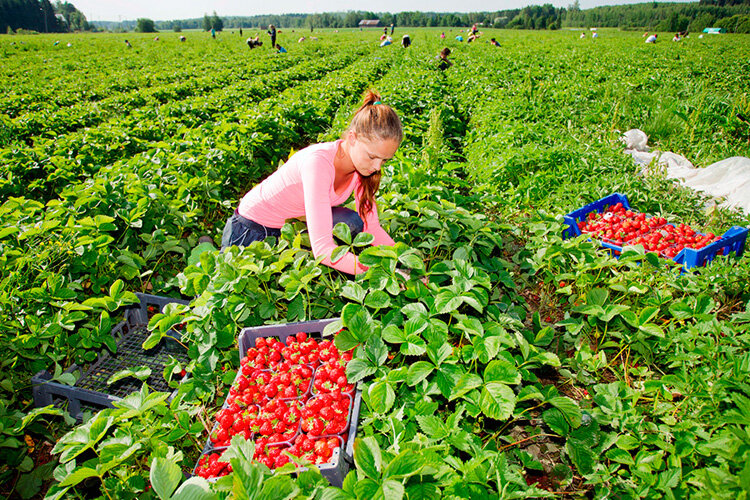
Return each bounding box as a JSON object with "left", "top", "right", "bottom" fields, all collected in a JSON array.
[
  {"left": 55, "top": 13, "right": 66, "bottom": 25},
  {"left": 358, "top": 20, "right": 381, "bottom": 28},
  {"left": 702, "top": 27, "right": 726, "bottom": 34}
]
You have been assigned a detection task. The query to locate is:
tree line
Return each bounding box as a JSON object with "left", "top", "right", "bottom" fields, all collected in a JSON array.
[
  {"left": 563, "top": 0, "right": 750, "bottom": 32},
  {"left": 3, "top": 0, "right": 750, "bottom": 35},
  {"left": 146, "top": 2, "right": 750, "bottom": 33},
  {"left": 1, "top": 0, "right": 89, "bottom": 33}
]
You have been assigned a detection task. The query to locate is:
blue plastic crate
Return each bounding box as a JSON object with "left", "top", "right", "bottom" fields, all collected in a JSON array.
[{"left": 563, "top": 193, "right": 748, "bottom": 270}]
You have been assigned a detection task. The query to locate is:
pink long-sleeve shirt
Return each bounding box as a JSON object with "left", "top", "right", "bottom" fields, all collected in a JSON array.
[{"left": 238, "top": 140, "right": 395, "bottom": 274}]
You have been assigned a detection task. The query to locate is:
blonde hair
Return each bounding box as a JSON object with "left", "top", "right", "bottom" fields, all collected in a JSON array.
[{"left": 346, "top": 90, "right": 402, "bottom": 221}]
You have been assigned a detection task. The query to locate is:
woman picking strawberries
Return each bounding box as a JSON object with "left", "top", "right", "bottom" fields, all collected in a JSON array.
[{"left": 221, "top": 90, "right": 402, "bottom": 275}]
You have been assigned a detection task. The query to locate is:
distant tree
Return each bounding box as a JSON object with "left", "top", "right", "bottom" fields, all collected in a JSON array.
[
  {"left": 689, "top": 12, "right": 716, "bottom": 31},
  {"left": 173, "top": 20, "right": 182, "bottom": 32},
  {"left": 211, "top": 11, "right": 223, "bottom": 31},
  {"left": 136, "top": 18, "right": 156, "bottom": 32},
  {"left": 54, "top": 1, "right": 90, "bottom": 31},
  {"left": 203, "top": 11, "right": 223, "bottom": 31}
]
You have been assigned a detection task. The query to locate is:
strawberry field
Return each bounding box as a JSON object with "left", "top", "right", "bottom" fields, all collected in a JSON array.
[{"left": 2, "top": 28, "right": 750, "bottom": 499}]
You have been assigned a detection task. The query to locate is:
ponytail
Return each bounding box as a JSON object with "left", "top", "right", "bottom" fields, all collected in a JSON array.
[{"left": 347, "top": 90, "right": 402, "bottom": 221}]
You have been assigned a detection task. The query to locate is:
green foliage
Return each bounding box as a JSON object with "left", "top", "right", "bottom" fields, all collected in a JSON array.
[
  {"left": 0, "top": 28, "right": 749, "bottom": 500},
  {"left": 136, "top": 18, "right": 157, "bottom": 33}
]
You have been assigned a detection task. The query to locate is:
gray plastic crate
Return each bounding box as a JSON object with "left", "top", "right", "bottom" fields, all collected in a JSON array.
[
  {"left": 194, "top": 318, "right": 361, "bottom": 487},
  {"left": 31, "top": 293, "right": 191, "bottom": 421}
]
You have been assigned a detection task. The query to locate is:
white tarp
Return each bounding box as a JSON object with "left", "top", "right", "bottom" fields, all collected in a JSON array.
[{"left": 622, "top": 129, "right": 750, "bottom": 214}]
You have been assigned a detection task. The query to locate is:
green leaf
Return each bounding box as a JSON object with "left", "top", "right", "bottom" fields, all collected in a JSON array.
[
  {"left": 369, "top": 380, "right": 395, "bottom": 414},
  {"left": 405, "top": 483, "right": 440, "bottom": 500},
  {"left": 549, "top": 397, "right": 582, "bottom": 428},
  {"left": 406, "top": 362, "right": 434, "bottom": 386},
  {"left": 616, "top": 434, "right": 640, "bottom": 450},
  {"left": 331, "top": 245, "right": 349, "bottom": 264},
  {"left": 150, "top": 457, "right": 182, "bottom": 499},
  {"left": 354, "top": 437, "right": 381, "bottom": 480},
  {"left": 353, "top": 479, "right": 380, "bottom": 500},
  {"left": 58, "top": 467, "right": 98, "bottom": 488},
  {"left": 383, "top": 450, "right": 424, "bottom": 479},
  {"left": 639, "top": 323, "right": 664, "bottom": 337},
  {"left": 586, "top": 288, "right": 609, "bottom": 306},
  {"left": 398, "top": 253, "right": 424, "bottom": 270},
  {"left": 107, "top": 367, "right": 151, "bottom": 385},
  {"left": 382, "top": 480, "right": 405, "bottom": 500},
  {"left": 341, "top": 283, "right": 366, "bottom": 304},
  {"left": 433, "top": 290, "right": 462, "bottom": 314},
  {"left": 606, "top": 448, "right": 635, "bottom": 465},
  {"left": 542, "top": 408, "right": 569, "bottom": 436},
  {"left": 400, "top": 335, "right": 426, "bottom": 356},
  {"left": 479, "top": 383, "right": 516, "bottom": 421},
  {"left": 483, "top": 359, "right": 521, "bottom": 385},
  {"left": 566, "top": 440, "right": 595, "bottom": 475},
  {"left": 171, "top": 476, "right": 216, "bottom": 500},
  {"left": 448, "top": 373, "right": 482, "bottom": 402},
  {"left": 416, "top": 415, "right": 448, "bottom": 440},
  {"left": 364, "top": 290, "right": 391, "bottom": 309},
  {"left": 257, "top": 475, "right": 299, "bottom": 500},
  {"left": 346, "top": 359, "right": 377, "bottom": 384},
  {"left": 142, "top": 331, "right": 164, "bottom": 350},
  {"left": 332, "top": 223, "right": 353, "bottom": 245},
  {"left": 353, "top": 231, "right": 375, "bottom": 246}
]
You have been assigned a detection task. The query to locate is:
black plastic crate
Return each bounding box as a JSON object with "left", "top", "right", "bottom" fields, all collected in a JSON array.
[{"left": 31, "top": 293, "right": 191, "bottom": 421}]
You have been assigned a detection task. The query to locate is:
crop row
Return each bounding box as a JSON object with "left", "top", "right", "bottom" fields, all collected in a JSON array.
[
  {"left": 0, "top": 35, "right": 338, "bottom": 118},
  {"left": 0, "top": 46, "right": 376, "bottom": 200},
  {"left": 0, "top": 50, "right": 395, "bottom": 375},
  {"left": 2, "top": 45, "right": 370, "bottom": 147}
]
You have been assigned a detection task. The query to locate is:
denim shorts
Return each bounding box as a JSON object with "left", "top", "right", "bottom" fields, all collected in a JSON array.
[{"left": 220, "top": 207, "right": 364, "bottom": 250}]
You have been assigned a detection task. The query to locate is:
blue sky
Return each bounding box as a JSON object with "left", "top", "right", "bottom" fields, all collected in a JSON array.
[{"left": 75, "top": 0, "right": 696, "bottom": 22}]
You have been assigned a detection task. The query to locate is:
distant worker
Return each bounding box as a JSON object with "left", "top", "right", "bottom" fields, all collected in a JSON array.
[
  {"left": 124, "top": 39, "right": 132, "bottom": 48},
  {"left": 298, "top": 36, "right": 306, "bottom": 43},
  {"left": 642, "top": 31, "right": 649, "bottom": 37},
  {"left": 440, "top": 32, "right": 446, "bottom": 39},
  {"left": 401, "top": 34, "right": 411, "bottom": 48},
  {"left": 380, "top": 36, "right": 392, "bottom": 47},
  {"left": 437, "top": 47, "right": 452, "bottom": 71},
  {"left": 455, "top": 35, "right": 463, "bottom": 42},
  {"left": 580, "top": 32, "right": 586, "bottom": 39},
  {"left": 179, "top": 35, "right": 187, "bottom": 42},
  {"left": 490, "top": 38, "right": 500, "bottom": 47},
  {"left": 247, "top": 36, "right": 262, "bottom": 48},
  {"left": 383, "top": 27, "right": 388, "bottom": 36},
  {"left": 275, "top": 43, "right": 287, "bottom": 53},
  {"left": 153, "top": 36, "right": 159, "bottom": 41},
  {"left": 645, "top": 34, "right": 658, "bottom": 43},
  {"left": 592, "top": 31, "right": 599, "bottom": 38},
  {"left": 211, "top": 27, "right": 216, "bottom": 38},
  {"left": 390, "top": 23, "right": 395, "bottom": 35},
  {"left": 239, "top": 27, "right": 243, "bottom": 36},
  {"left": 267, "top": 24, "right": 276, "bottom": 47},
  {"left": 672, "top": 32, "right": 681, "bottom": 42}
]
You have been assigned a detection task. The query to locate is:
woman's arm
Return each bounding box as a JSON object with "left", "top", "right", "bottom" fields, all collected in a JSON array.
[{"left": 300, "top": 159, "right": 366, "bottom": 275}]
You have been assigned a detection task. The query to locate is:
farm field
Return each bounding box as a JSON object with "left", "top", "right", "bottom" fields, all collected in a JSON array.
[{"left": 1, "top": 27, "right": 750, "bottom": 499}]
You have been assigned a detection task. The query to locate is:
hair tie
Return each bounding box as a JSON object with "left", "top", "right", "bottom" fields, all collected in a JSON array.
[{"left": 372, "top": 100, "right": 382, "bottom": 105}]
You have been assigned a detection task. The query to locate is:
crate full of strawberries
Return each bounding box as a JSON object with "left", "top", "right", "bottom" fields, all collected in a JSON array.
[
  {"left": 193, "top": 318, "right": 361, "bottom": 487},
  {"left": 563, "top": 193, "right": 747, "bottom": 270}
]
